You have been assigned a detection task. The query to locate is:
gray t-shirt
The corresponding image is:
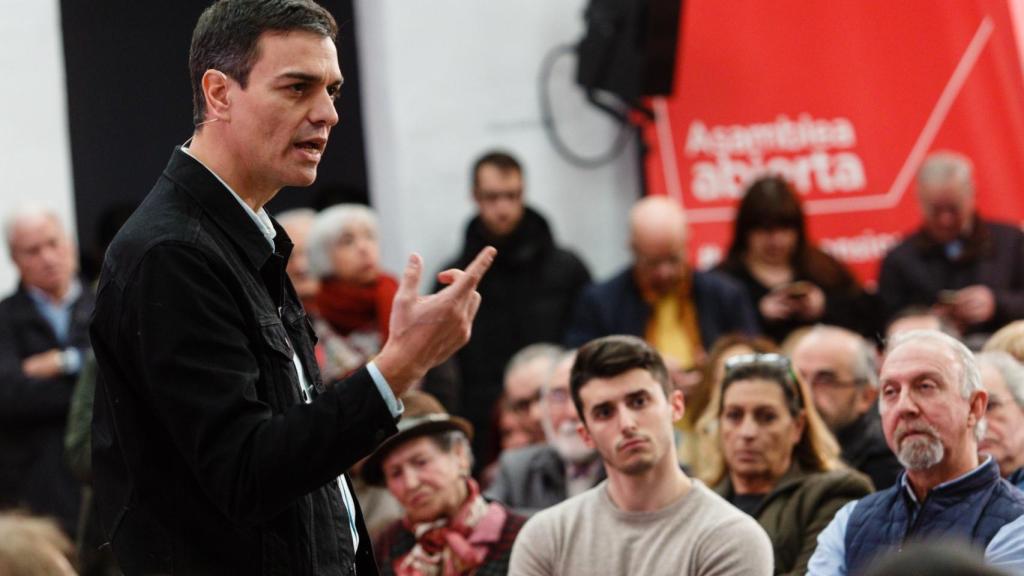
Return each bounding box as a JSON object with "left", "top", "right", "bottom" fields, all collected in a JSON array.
[{"left": 509, "top": 479, "right": 774, "bottom": 576}]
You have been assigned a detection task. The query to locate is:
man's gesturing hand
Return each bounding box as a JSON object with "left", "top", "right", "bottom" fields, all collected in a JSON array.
[{"left": 374, "top": 246, "right": 496, "bottom": 396}]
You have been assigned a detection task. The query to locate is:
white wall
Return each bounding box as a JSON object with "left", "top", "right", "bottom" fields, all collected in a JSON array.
[
  {"left": 0, "top": 0, "right": 76, "bottom": 294},
  {"left": 355, "top": 0, "right": 638, "bottom": 284}
]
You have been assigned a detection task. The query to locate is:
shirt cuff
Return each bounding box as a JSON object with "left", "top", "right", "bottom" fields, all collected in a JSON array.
[
  {"left": 61, "top": 348, "right": 82, "bottom": 375},
  {"left": 367, "top": 361, "right": 404, "bottom": 418}
]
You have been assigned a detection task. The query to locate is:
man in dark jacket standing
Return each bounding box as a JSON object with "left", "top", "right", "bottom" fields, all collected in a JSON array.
[
  {"left": 438, "top": 151, "right": 591, "bottom": 468},
  {"left": 0, "top": 207, "right": 90, "bottom": 539},
  {"left": 90, "top": 2, "right": 494, "bottom": 575}
]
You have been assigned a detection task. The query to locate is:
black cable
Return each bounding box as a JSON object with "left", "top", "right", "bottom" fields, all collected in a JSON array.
[{"left": 538, "top": 43, "right": 634, "bottom": 169}]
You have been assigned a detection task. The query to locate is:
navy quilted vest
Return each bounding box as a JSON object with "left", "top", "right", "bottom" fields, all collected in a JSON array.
[{"left": 844, "top": 459, "right": 1024, "bottom": 574}]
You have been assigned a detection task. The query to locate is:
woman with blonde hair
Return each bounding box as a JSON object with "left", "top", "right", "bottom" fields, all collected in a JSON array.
[{"left": 706, "top": 353, "right": 871, "bottom": 576}]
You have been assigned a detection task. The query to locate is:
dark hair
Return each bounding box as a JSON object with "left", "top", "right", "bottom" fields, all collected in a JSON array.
[
  {"left": 722, "top": 175, "right": 856, "bottom": 290},
  {"left": 570, "top": 335, "right": 671, "bottom": 421},
  {"left": 720, "top": 358, "right": 803, "bottom": 418},
  {"left": 189, "top": 0, "right": 338, "bottom": 126},
  {"left": 683, "top": 333, "right": 778, "bottom": 427},
  {"left": 471, "top": 150, "right": 522, "bottom": 190},
  {"left": 726, "top": 175, "right": 807, "bottom": 264}
]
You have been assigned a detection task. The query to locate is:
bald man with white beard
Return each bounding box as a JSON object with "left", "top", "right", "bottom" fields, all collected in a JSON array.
[{"left": 565, "top": 196, "right": 758, "bottom": 375}]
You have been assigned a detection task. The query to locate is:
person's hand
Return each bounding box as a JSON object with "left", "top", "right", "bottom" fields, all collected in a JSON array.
[
  {"left": 22, "top": 349, "right": 63, "bottom": 379},
  {"left": 374, "top": 247, "right": 496, "bottom": 396},
  {"left": 760, "top": 289, "right": 795, "bottom": 321},
  {"left": 951, "top": 285, "right": 996, "bottom": 325},
  {"left": 792, "top": 283, "right": 826, "bottom": 321}
]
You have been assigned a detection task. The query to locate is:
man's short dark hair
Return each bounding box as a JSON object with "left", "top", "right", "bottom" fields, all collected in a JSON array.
[
  {"left": 471, "top": 150, "right": 522, "bottom": 190},
  {"left": 570, "top": 335, "right": 671, "bottom": 422},
  {"left": 189, "top": 0, "right": 338, "bottom": 126}
]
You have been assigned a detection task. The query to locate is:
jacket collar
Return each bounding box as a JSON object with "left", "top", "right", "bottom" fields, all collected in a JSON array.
[
  {"left": 161, "top": 147, "right": 278, "bottom": 271},
  {"left": 899, "top": 456, "right": 1001, "bottom": 508},
  {"left": 714, "top": 461, "right": 812, "bottom": 512}
]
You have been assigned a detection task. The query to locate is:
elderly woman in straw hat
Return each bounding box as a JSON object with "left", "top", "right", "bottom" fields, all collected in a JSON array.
[{"left": 364, "top": 392, "right": 526, "bottom": 576}]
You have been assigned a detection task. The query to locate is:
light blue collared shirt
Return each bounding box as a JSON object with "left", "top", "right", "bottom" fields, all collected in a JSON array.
[
  {"left": 807, "top": 457, "right": 1024, "bottom": 574},
  {"left": 181, "top": 146, "right": 404, "bottom": 551},
  {"left": 25, "top": 279, "right": 83, "bottom": 374}
]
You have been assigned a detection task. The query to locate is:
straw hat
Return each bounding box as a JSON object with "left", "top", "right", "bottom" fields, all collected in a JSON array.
[{"left": 361, "top": 390, "right": 473, "bottom": 485}]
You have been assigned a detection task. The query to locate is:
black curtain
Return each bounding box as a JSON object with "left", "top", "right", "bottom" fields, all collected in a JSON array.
[{"left": 61, "top": 0, "right": 370, "bottom": 281}]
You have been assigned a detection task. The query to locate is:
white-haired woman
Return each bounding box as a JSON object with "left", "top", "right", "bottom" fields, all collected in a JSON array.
[{"left": 306, "top": 203, "right": 397, "bottom": 383}]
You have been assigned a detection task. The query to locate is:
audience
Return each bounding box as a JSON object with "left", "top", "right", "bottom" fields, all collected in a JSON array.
[
  {"left": 878, "top": 151, "right": 1024, "bottom": 337},
  {"left": 363, "top": 391, "right": 525, "bottom": 576},
  {"left": 976, "top": 351, "right": 1024, "bottom": 488},
  {"left": 510, "top": 335, "right": 773, "bottom": 576},
  {"left": 306, "top": 204, "right": 397, "bottom": 383},
  {"left": 566, "top": 196, "right": 758, "bottom": 381},
  {"left": 0, "top": 207, "right": 90, "bottom": 539},
  {"left": 792, "top": 325, "right": 901, "bottom": 489},
  {"left": 808, "top": 330, "right": 1024, "bottom": 574},
  {"left": 487, "top": 350, "right": 605, "bottom": 515},
  {"left": 276, "top": 207, "right": 320, "bottom": 312},
  {"left": 439, "top": 150, "right": 591, "bottom": 471},
  {"left": 708, "top": 352, "right": 871, "bottom": 575},
  {"left": 716, "top": 175, "right": 877, "bottom": 343}
]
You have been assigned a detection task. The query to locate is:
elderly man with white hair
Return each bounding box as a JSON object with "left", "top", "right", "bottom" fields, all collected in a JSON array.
[
  {"left": 977, "top": 351, "right": 1024, "bottom": 488},
  {"left": 808, "top": 330, "right": 1024, "bottom": 575},
  {"left": 0, "top": 206, "right": 90, "bottom": 538},
  {"left": 878, "top": 151, "right": 1024, "bottom": 336}
]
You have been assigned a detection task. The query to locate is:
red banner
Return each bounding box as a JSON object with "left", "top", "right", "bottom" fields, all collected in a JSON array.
[{"left": 644, "top": 0, "right": 1024, "bottom": 286}]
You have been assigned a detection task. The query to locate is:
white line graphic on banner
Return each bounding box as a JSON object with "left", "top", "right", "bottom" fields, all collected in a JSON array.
[{"left": 656, "top": 15, "right": 995, "bottom": 223}]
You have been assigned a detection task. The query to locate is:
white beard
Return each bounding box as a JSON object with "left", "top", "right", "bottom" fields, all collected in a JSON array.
[{"left": 547, "top": 420, "right": 594, "bottom": 464}]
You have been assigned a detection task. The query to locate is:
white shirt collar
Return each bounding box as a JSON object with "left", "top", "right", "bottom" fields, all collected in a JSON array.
[{"left": 180, "top": 146, "right": 276, "bottom": 249}]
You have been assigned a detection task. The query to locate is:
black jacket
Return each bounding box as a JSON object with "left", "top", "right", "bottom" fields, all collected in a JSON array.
[
  {"left": 437, "top": 208, "right": 590, "bottom": 460},
  {"left": 878, "top": 217, "right": 1024, "bottom": 334},
  {"left": 90, "top": 148, "right": 398, "bottom": 576},
  {"left": 0, "top": 283, "right": 92, "bottom": 536},
  {"left": 835, "top": 408, "right": 901, "bottom": 491}
]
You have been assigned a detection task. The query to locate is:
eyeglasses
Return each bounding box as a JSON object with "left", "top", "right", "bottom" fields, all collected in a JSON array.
[
  {"left": 722, "top": 353, "right": 803, "bottom": 407},
  {"left": 806, "top": 371, "right": 864, "bottom": 391},
  {"left": 723, "top": 353, "right": 792, "bottom": 374}
]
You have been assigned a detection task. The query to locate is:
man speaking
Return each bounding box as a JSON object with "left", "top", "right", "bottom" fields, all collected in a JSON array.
[{"left": 89, "top": 1, "right": 494, "bottom": 574}]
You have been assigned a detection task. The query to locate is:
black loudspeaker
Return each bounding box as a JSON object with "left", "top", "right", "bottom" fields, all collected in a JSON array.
[{"left": 576, "top": 0, "right": 683, "bottom": 102}]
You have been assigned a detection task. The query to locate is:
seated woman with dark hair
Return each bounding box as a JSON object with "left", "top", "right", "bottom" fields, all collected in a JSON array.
[
  {"left": 705, "top": 354, "right": 872, "bottom": 576},
  {"left": 364, "top": 392, "right": 526, "bottom": 576},
  {"left": 716, "top": 175, "right": 877, "bottom": 344}
]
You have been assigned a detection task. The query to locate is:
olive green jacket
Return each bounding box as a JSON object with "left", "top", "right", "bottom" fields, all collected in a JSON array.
[{"left": 714, "top": 463, "right": 872, "bottom": 576}]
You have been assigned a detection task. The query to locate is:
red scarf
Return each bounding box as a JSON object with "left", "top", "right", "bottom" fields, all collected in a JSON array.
[
  {"left": 314, "top": 274, "right": 397, "bottom": 341},
  {"left": 394, "top": 478, "right": 508, "bottom": 576}
]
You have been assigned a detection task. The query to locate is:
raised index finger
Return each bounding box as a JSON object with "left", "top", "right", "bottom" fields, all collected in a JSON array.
[{"left": 447, "top": 246, "right": 496, "bottom": 296}]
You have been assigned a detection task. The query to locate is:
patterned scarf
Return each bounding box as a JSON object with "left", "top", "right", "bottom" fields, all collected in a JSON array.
[{"left": 394, "top": 479, "right": 508, "bottom": 576}]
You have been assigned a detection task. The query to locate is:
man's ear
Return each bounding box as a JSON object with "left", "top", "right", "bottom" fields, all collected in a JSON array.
[
  {"left": 858, "top": 384, "right": 879, "bottom": 413},
  {"left": 967, "top": 389, "right": 989, "bottom": 432},
  {"left": 202, "top": 70, "right": 232, "bottom": 122},
  {"left": 670, "top": 388, "right": 685, "bottom": 423},
  {"left": 577, "top": 421, "right": 594, "bottom": 449}
]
